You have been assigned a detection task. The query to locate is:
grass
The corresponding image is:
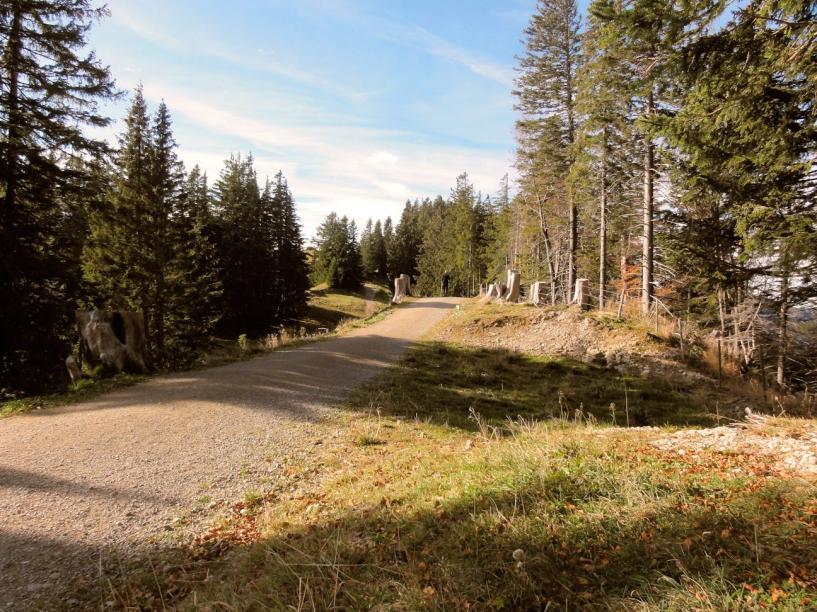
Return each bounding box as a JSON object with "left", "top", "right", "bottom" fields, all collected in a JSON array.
[
  {"left": 101, "top": 415, "right": 816, "bottom": 610},
  {"left": 0, "top": 372, "right": 146, "bottom": 418},
  {"left": 80, "top": 340, "right": 817, "bottom": 610},
  {"left": 43, "top": 303, "right": 817, "bottom": 609},
  {"left": 348, "top": 341, "right": 745, "bottom": 429},
  {"left": 302, "top": 281, "right": 391, "bottom": 331}
]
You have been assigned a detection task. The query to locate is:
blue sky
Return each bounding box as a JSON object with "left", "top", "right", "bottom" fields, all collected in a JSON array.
[{"left": 87, "top": 0, "right": 555, "bottom": 239}]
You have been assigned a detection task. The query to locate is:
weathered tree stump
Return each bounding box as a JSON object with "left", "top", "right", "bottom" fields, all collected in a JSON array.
[
  {"left": 572, "top": 278, "right": 591, "bottom": 311},
  {"left": 392, "top": 274, "right": 412, "bottom": 303},
  {"left": 502, "top": 270, "right": 521, "bottom": 303},
  {"left": 530, "top": 281, "right": 547, "bottom": 305},
  {"left": 76, "top": 310, "right": 147, "bottom": 373}
]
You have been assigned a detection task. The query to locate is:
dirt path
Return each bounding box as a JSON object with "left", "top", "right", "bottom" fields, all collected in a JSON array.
[{"left": 0, "top": 298, "right": 461, "bottom": 609}]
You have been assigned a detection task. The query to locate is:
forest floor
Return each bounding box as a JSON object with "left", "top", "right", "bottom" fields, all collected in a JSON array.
[{"left": 0, "top": 297, "right": 460, "bottom": 610}]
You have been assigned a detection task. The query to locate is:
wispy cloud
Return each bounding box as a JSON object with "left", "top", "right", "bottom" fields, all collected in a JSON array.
[
  {"left": 303, "top": 0, "right": 514, "bottom": 87},
  {"left": 388, "top": 24, "right": 514, "bottom": 86},
  {"left": 137, "top": 83, "right": 511, "bottom": 237},
  {"left": 108, "top": 3, "right": 373, "bottom": 102}
]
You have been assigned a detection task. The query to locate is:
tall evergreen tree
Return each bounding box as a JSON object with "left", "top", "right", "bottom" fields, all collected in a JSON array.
[
  {"left": 166, "top": 165, "right": 222, "bottom": 362},
  {"left": 313, "top": 213, "right": 363, "bottom": 290},
  {"left": 211, "top": 153, "right": 274, "bottom": 336},
  {"left": 514, "top": 0, "right": 582, "bottom": 300},
  {"left": 370, "top": 219, "right": 388, "bottom": 280},
  {"left": 360, "top": 218, "right": 375, "bottom": 279},
  {"left": 0, "top": 0, "right": 116, "bottom": 392},
  {"left": 269, "top": 171, "right": 309, "bottom": 321}
]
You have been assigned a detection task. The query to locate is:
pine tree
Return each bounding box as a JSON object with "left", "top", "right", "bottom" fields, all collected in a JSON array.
[
  {"left": 0, "top": 0, "right": 116, "bottom": 392},
  {"left": 591, "top": 0, "right": 722, "bottom": 313},
  {"left": 211, "top": 153, "right": 274, "bottom": 336},
  {"left": 314, "top": 213, "right": 363, "bottom": 290},
  {"left": 84, "top": 87, "right": 152, "bottom": 328},
  {"left": 84, "top": 91, "right": 190, "bottom": 367},
  {"left": 370, "top": 220, "right": 388, "bottom": 280},
  {"left": 146, "top": 101, "right": 185, "bottom": 363},
  {"left": 269, "top": 171, "right": 309, "bottom": 321},
  {"left": 382, "top": 216, "right": 395, "bottom": 280},
  {"left": 514, "top": 0, "right": 582, "bottom": 300},
  {"left": 166, "top": 166, "right": 222, "bottom": 362},
  {"left": 661, "top": 0, "right": 817, "bottom": 385},
  {"left": 360, "top": 218, "right": 375, "bottom": 279}
]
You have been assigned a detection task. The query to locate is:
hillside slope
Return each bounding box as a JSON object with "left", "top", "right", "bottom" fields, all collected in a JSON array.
[{"left": 77, "top": 301, "right": 817, "bottom": 611}]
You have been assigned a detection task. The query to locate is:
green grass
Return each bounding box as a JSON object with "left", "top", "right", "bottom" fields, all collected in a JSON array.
[
  {"left": 302, "top": 281, "right": 390, "bottom": 330},
  {"left": 349, "top": 341, "right": 741, "bottom": 429},
  {"left": 110, "top": 417, "right": 815, "bottom": 611},
  {"left": 51, "top": 313, "right": 816, "bottom": 610},
  {"left": 0, "top": 372, "right": 146, "bottom": 418}
]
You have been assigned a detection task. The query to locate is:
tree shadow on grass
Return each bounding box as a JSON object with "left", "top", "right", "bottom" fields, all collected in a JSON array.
[
  {"left": 110, "top": 453, "right": 817, "bottom": 610},
  {"left": 347, "top": 342, "right": 741, "bottom": 430}
]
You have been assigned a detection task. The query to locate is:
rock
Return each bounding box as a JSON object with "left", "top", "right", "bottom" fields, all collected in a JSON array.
[
  {"left": 65, "top": 355, "right": 83, "bottom": 383},
  {"left": 76, "top": 310, "right": 147, "bottom": 373}
]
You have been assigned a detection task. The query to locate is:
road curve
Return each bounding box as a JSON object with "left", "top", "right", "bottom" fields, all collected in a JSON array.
[{"left": 0, "top": 297, "right": 462, "bottom": 609}]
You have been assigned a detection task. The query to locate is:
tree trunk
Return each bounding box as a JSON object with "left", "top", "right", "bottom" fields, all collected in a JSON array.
[
  {"left": 599, "top": 128, "right": 608, "bottom": 310},
  {"left": 2, "top": 5, "right": 23, "bottom": 225},
  {"left": 641, "top": 91, "right": 655, "bottom": 315},
  {"left": 777, "top": 264, "right": 789, "bottom": 389}
]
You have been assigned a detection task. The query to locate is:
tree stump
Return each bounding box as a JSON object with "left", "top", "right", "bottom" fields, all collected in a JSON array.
[
  {"left": 572, "top": 278, "right": 591, "bottom": 311},
  {"left": 530, "top": 281, "right": 547, "bottom": 305},
  {"left": 392, "top": 274, "right": 412, "bottom": 303},
  {"left": 502, "top": 270, "right": 521, "bottom": 303}
]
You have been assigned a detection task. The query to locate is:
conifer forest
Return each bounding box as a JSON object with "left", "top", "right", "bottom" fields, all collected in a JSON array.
[{"left": 1, "top": 0, "right": 815, "bottom": 394}]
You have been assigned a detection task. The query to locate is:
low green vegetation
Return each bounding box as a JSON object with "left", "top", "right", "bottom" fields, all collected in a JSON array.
[
  {"left": 82, "top": 335, "right": 817, "bottom": 610},
  {"left": 350, "top": 341, "right": 742, "bottom": 429},
  {"left": 109, "top": 416, "right": 816, "bottom": 610},
  {"left": 303, "top": 282, "right": 391, "bottom": 331},
  {"left": 0, "top": 373, "right": 146, "bottom": 418}
]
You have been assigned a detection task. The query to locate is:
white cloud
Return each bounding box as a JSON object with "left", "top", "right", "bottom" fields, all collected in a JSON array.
[
  {"left": 155, "top": 85, "right": 513, "bottom": 238},
  {"left": 107, "top": 2, "right": 372, "bottom": 102}
]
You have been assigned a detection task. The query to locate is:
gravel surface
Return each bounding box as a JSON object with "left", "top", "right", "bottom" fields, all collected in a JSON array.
[{"left": 0, "top": 298, "right": 461, "bottom": 610}]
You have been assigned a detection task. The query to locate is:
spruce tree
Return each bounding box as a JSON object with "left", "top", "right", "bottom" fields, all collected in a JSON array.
[
  {"left": 314, "top": 213, "right": 363, "bottom": 290},
  {"left": 360, "top": 218, "right": 375, "bottom": 279},
  {"left": 212, "top": 153, "right": 273, "bottom": 336},
  {"left": 370, "top": 220, "right": 388, "bottom": 280},
  {"left": 166, "top": 166, "right": 222, "bottom": 362},
  {"left": 269, "top": 171, "right": 308, "bottom": 321},
  {"left": 514, "top": 0, "right": 582, "bottom": 300},
  {"left": 1, "top": 0, "right": 116, "bottom": 392}
]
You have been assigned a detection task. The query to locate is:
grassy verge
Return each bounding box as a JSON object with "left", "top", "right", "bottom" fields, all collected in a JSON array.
[
  {"left": 349, "top": 341, "right": 744, "bottom": 428},
  {"left": 0, "top": 373, "right": 146, "bottom": 418},
  {"left": 86, "top": 341, "right": 817, "bottom": 610},
  {"left": 303, "top": 282, "right": 391, "bottom": 331},
  {"left": 103, "top": 415, "right": 816, "bottom": 610}
]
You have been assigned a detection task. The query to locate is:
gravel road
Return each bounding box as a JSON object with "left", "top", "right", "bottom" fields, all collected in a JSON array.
[{"left": 0, "top": 298, "right": 460, "bottom": 609}]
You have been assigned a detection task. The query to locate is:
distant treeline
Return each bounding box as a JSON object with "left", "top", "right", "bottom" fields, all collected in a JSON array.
[{"left": 311, "top": 173, "right": 511, "bottom": 298}]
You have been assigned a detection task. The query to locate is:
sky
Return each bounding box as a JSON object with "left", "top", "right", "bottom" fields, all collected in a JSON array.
[{"left": 86, "top": 0, "right": 554, "bottom": 240}]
